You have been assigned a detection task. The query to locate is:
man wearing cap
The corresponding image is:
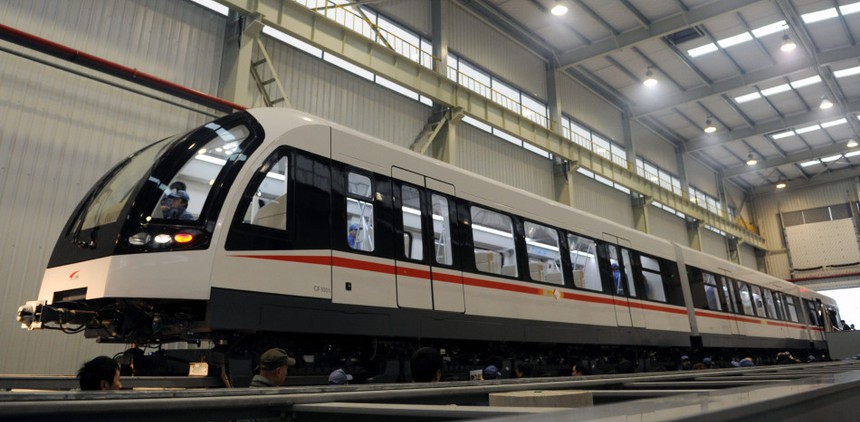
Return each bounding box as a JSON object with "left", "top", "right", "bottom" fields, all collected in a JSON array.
[
  {"left": 328, "top": 368, "right": 353, "bottom": 385},
  {"left": 164, "top": 190, "right": 194, "bottom": 220},
  {"left": 250, "top": 348, "right": 296, "bottom": 387},
  {"left": 482, "top": 365, "right": 500, "bottom": 380},
  {"left": 347, "top": 223, "right": 361, "bottom": 249}
]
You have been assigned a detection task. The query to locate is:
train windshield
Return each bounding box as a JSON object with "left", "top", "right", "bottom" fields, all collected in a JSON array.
[{"left": 81, "top": 138, "right": 176, "bottom": 230}]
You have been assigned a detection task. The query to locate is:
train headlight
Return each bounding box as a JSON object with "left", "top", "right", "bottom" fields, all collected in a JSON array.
[
  {"left": 128, "top": 232, "right": 152, "bottom": 246},
  {"left": 154, "top": 234, "right": 173, "bottom": 244},
  {"left": 174, "top": 233, "right": 194, "bottom": 243}
]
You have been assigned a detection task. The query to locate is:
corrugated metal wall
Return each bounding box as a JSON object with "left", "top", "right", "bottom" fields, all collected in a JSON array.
[
  {"left": 573, "top": 174, "right": 634, "bottom": 227},
  {"left": 457, "top": 125, "right": 555, "bottom": 199},
  {"left": 740, "top": 244, "right": 759, "bottom": 270},
  {"left": 449, "top": 3, "right": 547, "bottom": 99},
  {"left": 631, "top": 121, "right": 677, "bottom": 173},
  {"left": 685, "top": 156, "right": 718, "bottom": 198},
  {"left": 648, "top": 208, "right": 689, "bottom": 245},
  {"left": 753, "top": 179, "right": 858, "bottom": 278},
  {"left": 0, "top": 0, "right": 225, "bottom": 374},
  {"left": 701, "top": 229, "right": 728, "bottom": 260},
  {"left": 558, "top": 75, "right": 624, "bottom": 144}
]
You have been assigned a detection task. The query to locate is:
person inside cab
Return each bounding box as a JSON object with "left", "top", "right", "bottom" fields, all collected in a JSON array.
[{"left": 164, "top": 190, "right": 194, "bottom": 220}]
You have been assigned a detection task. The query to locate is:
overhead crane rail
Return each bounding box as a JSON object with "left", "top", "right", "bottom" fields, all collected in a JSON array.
[{"left": 2, "top": 361, "right": 860, "bottom": 421}]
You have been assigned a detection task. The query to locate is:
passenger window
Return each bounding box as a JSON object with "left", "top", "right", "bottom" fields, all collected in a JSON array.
[
  {"left": 431, "top": 194, "right": 453, "bottom": 266},
  {"left": 805, "top": 300, "right": 821, "bottom": 326},
  {"left": 568, "top": 234, "right": 601, "bottom": 291},
  {"left": 347, "top": 172, "right": 374, "bottom": 252},
  {"left": 639, "top": 255, "right": 666, "bottom": 302},
  {"left": 764, "top": 289, "right": 779, "bottom": 319},
  {"left": 750, "top": 286, "right": 767, "bottom": 317},
  {"left": 720, "top": 276, "right": 738, "bottom": 313},
  {"left": 703, "top": 272, "right": 721, "bottom": 310},
  {"left": 400, "top": 185, "right": 423, "bottom": 261},
  {"left": 471, "top": 206, "right": 516, "bottom": 277},
  {"left": 620, "top": 249, "right": 636, "bottom": 296},
  {"left": 737, "top": 282, "right": 754, "bottom": 315},
  {"left": 524, "top": 221, "right": 564, "bottom": 285},
  {"left": 241, "top": 155, "right": 289, "bottom": 230},
  {"left": 785, "top": 295, "right": 799, "bottom": 322}
]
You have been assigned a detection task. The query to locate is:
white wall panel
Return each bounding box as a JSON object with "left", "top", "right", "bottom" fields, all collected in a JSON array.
[
  {"left": 632, "top": 121, "right": 677, "bottom": 173},
  {"left": 685, "top": 156, "right": 718, "bottom": 197},
  {"left": 372, "top": 0, "right": 432, "bottom": 36},
  {"left": 559, "top": 75, "right": 623, "bottom": 143},
  {"left": 786, "top": 220, "right": 860, "bottom": 268},
  {"left": 648, "top": 207, "right": 688, "bottom": 245},
  {"left": 572, "top": 174, "right": 634, "bottom": 228},
  {"left": 457, "top": 125, "right": 555, "bottom": 200},
  {"left": 701, "top": 229, "right": 728, "bottom": 260},
  {"left": 737, "top": 243, "right": 757, "bottom": 269},
  {"left": 449, "top": 2, "right": 547, "bottom": 100}
]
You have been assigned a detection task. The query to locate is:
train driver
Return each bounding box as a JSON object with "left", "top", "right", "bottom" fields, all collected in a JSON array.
[
  {"left": 164, "top": 190, "right": 194, "bottom": 221},
  {"left": 347, "top": 223, "right": 362, "bottom": 249}
]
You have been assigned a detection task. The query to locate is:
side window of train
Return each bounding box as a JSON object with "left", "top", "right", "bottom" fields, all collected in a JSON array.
[
  {"left": 346, "top": 172, "right": 374, "bottom": 252},
  {"left": 784, "top": 295, "right": 799, "bottom": 322},
  {"left": 749, "top": 286, "right": 768, "bottom": 318},
  {"left": 702, "top": 272, "right": 721, "bottom": 310},
  {"left": 400, "top": 184, "right": 424, "bottom": 261},
  {"left": 524, "top": 221, "right": 564, "bottom": 285},
  {"left": 638, "top": 254, "right": 667, "bottom": 302},
  {"left": 431, "top": 194, "right": 454, "bottom": 266},
  {"left": 804, "top": 300, "right": 821, "bottom": 326},
  {"left": 241, "top": 154, "right": 289, "bottom": 231},
  {"left": 736, "top": 282, "right": 755, "bottom": 315},
  {"left": 719, "top": 276, "right": 739, "bottom": 314},
  {"left": 770, "top": 291, "right": 786, "bottom": 320},
  {"left": 567, "top": 233, "right": 601, "bottom": 291},
  {"left": 600, "top": 244, "right": 628, "bottom": 295},
  {"left": 470, "top": 206, "right": 517, "bottom": 277}
]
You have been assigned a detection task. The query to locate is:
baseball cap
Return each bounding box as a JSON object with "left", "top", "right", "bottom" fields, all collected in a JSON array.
[
  {"left": 328, "top": 368, "right": 353, "bottom": 385},
  {"left": 349, "top": 224, "right": 360, "bottom": 231},
  {"left": 260, "top": 348, "right": 296, "bottom": 370},
  {"left": 483, "top": 365, "right": 500, "bottom": 379},
  {"left": 680, "top": 355, "right": 689, "bottom": 361},
  {"left": 167, "top": 190, "right": 190, "bottom": 202}
]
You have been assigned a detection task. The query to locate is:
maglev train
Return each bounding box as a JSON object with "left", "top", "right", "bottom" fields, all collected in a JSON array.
[{"left": 18, "top": 108, "right": 842, "bottom": 368}]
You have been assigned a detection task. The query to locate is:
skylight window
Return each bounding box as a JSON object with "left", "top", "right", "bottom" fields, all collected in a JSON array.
[
  {"left": 821, "top": 154, "right": 842, "bottom": 162},
  {"left": 688, "top": 43, "right": 718, "bottom": 57},
  {"left": 771, "top": 130, "right": 795, "bottom": 139},
  {"left": 760, "top": 84, "right": 791, "bottom": 96},
  {"left": 800, "top": 160, "right": 820, "bottom": 167},
  {"left": 842, "top": 2, "right": 860, "bottom": 15},
  {"left": 821, "top": 118, "right": 847, "bottom": 128},
  {"left": 794, "top": 124, "right": 820, "bottom": 134},
  {"left": 751, "top": 21, "right": 787, "bottom": 37},
  {"left": 834, "top": 66, "right": 860, "bottom": 78},
  {"left": 802, "top": 8, "right": 839, "bottom": 24},
  {"left": 734, "top": 92, "right": 761, "bottom": 103},
  {"left": 790, "top": 75, "right": 822, "bottom": 89},
  {"left": 718, "top": 32, "right": 753, "bottom": 48},
  {"left": 190, "top": 0, "right": 229, "bottom": 15},
  {"left": 845, "top": 150, "right": 860, "bottom": 158}
]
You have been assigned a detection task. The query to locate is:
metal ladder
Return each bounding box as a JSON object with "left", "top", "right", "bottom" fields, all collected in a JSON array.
[{"left": 250, "top": 37, "right": 291, "bottom": 107}]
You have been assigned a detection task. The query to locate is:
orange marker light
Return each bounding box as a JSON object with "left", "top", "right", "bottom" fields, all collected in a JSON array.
[{"left": 174, "top": 233, "right": 194, "bottom": 243}]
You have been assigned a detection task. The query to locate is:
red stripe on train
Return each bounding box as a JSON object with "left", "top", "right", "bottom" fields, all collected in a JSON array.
[{"left": 228, "top": 254, "right": 688, "bottom": 316}]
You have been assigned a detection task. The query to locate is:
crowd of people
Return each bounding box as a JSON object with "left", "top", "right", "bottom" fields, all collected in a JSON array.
[{"left": 76, "top": 346, "right": 834, "bottom": 391}]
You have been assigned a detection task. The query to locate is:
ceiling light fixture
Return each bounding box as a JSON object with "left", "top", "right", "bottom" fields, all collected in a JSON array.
[
  {"left": 819, "top": 95, "right": 834, "bottom": 109},
  {"left": 703, "top": 118, "right": 717, "bottom": 134},
  {"left": 643, "top": 67, "right": 657, "bottom": 87},
  {"left": 780, "top": 34, "right": 797, "bottom": 52},
  {"left": 550, "top": 1, "right": 568, "bottom": 16},
  {"left": 776, "top": 181, "right": 787, "bottom": 189},
  {"left": 746, "top": 152, "right": 758, "bottom": 166},
  {"left": 848, "top": 139, "right": 859, "bottom": 148}
]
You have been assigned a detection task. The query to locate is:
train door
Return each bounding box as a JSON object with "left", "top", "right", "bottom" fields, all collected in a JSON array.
[
  {"left": 392, "top": 167, "right": 464, "bottom": 312},
  {"left": 718, "top": 275, "right": 741, "bottom": 336},
  {"left": 600, "top": 234, "right": 642, "bottom": 328}
]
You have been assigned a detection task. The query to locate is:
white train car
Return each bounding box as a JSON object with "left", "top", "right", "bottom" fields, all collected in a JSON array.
[{"left": 17, "top": 108, "right": 839, "bottom": 374}]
